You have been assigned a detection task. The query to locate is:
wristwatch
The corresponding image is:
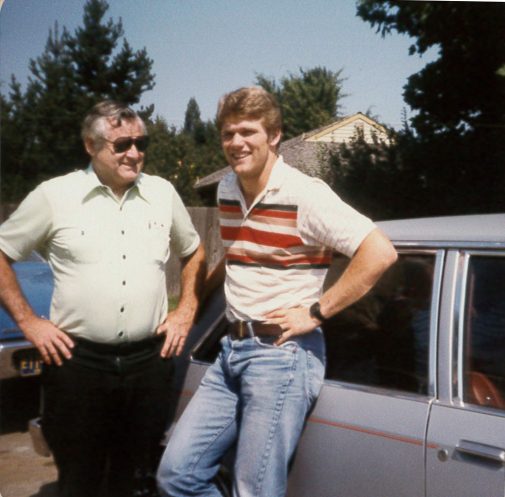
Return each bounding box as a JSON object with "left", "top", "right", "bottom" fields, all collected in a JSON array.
[{"left": 309, "top": 302, "right": 326, "bottom": 323}]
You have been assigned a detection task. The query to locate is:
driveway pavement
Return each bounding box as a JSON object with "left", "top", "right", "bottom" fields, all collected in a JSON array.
[
  {"left": 0, "top": 377, "right": 57, "bottom": 497},
  {"left": 0, "top": 430, "right": 57, "bottom": 497}
]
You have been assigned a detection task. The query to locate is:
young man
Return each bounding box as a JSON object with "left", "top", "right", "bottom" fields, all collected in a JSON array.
[
  {"left": 0, "top": 101, "right": 206, "bottom": 497},
  {"left": 157, "top": 87, "right": 397, "bottom": 497}
]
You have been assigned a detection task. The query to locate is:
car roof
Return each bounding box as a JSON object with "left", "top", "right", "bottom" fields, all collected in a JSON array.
[{"left": 377, "top": 214, "right": 505, "bottom": 244}]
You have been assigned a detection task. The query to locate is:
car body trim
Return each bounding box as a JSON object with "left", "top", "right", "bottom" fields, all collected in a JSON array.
[
  {"left": 308, "top": 415, "right": 439, "bottom": 449},
  {"left": 392, "top": 241, "right": 505, "bottom": 250},
  {"left": 429, "top": 250, "right": 445, "bottom": 397}
]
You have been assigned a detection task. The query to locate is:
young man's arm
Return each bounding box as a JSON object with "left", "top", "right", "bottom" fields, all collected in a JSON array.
[
  {"left": 265, "top": 229, "right": 397, "bottom": 345},
  {"left": 158, "top": 244, "right": 207, "bottom": 357},
  {"left": 0, "top": 250, "right": 74, "bottom": 365}
]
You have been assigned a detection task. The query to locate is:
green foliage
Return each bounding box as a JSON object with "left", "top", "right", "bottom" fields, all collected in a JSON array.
[
  {"left": 332, "top": 1, "right": 505, "bottom": 218},
  {"left": 328, "top": 127, "right": 502, "bottom": 219},
  {"left": 357, "top": 0, "right": 505, "bottom": 137},
  {"left": 183, "top": 98, "right": 203, "bottom": 135},
  {"left": 1, "top": 0, "right": 154, "bottom": 202},
  {"left": 256, "top": 67, "right": 345, "bottom": 139},
  {"left": 329, "top": 130, "right": 409, "bottom": 220},
  {"left": 144, "top": 108, "right": 224, "bottom": 206}
]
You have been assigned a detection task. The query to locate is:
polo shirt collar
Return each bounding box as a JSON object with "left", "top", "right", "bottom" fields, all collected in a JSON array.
[
  {"left": 230, "top": 155, "right": 288, "bottom": 195},
  {"left": 264, "top": 155, "right": 288, "bottom": 192},
  {"left": 231, "top": 155, "right": 289, "bottom": 215}
]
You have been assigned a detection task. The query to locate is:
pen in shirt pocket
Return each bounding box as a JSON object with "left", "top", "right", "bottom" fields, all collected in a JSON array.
[{"left": 148, "top": 220, "right": 166, "bottom": 230}]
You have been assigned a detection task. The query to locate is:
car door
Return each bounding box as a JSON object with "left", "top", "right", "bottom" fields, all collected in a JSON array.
[
  {"left": 287, "top": 250, "right": 444, "bottom": 497},
  {"left": 426, "top": 251, "right": 505, "bottom": 497}
]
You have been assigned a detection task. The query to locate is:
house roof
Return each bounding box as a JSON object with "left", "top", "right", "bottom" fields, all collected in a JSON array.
[
  {"left": 305, "top": 112, "right": 388, "bottom": 142},
  {"left": 194, "top": 166, "right": 233, "bottom": 189},
  {"left": 194, "top": 112, "right": 387, "bottom": 190}
]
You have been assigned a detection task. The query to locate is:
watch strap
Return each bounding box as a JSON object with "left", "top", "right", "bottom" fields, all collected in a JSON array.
[{"left": 309, "top": 302, "right": 326, "bottom": 322}]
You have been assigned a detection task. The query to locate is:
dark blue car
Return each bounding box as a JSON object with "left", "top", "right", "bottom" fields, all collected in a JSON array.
[{"left": 0, "top": 252, "right": 53, "bottom": 379}]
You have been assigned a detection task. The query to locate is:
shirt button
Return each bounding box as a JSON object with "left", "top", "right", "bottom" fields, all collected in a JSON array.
[
  {"left": 122, "top": 254, "right": 126, "bottom": 260},
  {"left": 122, "top": 281, "right": 126, "bottom": 286},
  {"left": 118, "top": 331, "right": 124, "bottom": 337},
  {"left": 121, "top": 230, "right": 125, "bottom": 235},
  {"left": 120, "top": 306, "right": 125, "bottom": 313}
]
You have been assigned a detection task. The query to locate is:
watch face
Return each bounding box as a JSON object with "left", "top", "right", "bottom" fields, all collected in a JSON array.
[{"left": 310, "top": 302, "right": 324, "bottom": 321}]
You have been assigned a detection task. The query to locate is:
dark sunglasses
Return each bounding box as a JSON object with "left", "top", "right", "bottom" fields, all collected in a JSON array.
[{"left": 104, "top": 135, "right": 150, "bottom": 154}]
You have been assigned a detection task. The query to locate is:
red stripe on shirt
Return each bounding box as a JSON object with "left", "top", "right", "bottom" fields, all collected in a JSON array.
[
  {"left": 219, "top": 204, "right": 242, "bottom": 214},
  {"left": 226, "top": 252, "right": 331, "bottom": 268},
  {"left": 221, "top": 226, "right": 303, "bottom": 249},
  {"left": 251, "top": 208, "right": 297, "bottom": 220}
]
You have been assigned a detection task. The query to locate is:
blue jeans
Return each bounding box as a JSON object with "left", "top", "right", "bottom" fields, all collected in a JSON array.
[{"left": 157, "top": 330, "right": 325, "bottom": 497}]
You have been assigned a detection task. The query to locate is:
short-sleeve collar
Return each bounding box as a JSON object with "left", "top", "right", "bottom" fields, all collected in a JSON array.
[
  {"left": 229, "top": 155, "right": 288, "bottom": 195},
  {"left": 225, "top": 155, "right": 289, "bottom": 215},
  {"left": 265, "top": 156, "right": 289, "bottom": 192},
  {"left": 82, "top": 165, "right": 150, "bottom": 204}
]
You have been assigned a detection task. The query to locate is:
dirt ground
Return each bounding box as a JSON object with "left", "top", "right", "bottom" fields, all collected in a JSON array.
[
  {"left": 0, "top": 377, "right": 57, "bottom": 497},
  {"left": 0, "top": 431, "right": 57, "bottom": 497}
]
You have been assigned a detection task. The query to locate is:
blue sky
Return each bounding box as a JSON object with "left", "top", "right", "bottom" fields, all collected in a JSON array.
[{"left": 0, "top": 0, "right": 438, "bottom": 130}]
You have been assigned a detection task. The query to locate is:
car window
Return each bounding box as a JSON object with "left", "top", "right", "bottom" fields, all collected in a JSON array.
[
  {"left": 463, "top": 255, "right": 505, "bottom": 411},
  {"left": 323, "top": 253, "right": 435, "bottom": 395}
]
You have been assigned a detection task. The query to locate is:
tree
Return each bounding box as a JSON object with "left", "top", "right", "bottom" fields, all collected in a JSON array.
[
  {"left": 341, "top": 0, "right": 505, "bottom": 216},
  {"left": 328, "top": 129, "right": 412, "bottom": 220},
  {"left": 183, "top": 97, "right": 214, "bottom": 146},
  {"left": 357, "top": 1, "right": 505, "bottom": 137},
  {"left": 1, "top": 0, "right": 154, "bottom": 201},
  {"left": 144, "top": 109, "right": 224, "bottom": 206},
  {"left": 183, "top": 98, "right": 202, "bottom": 135},
  {"left": 256, "top": 67, "right": 345, "bottom": 139}
]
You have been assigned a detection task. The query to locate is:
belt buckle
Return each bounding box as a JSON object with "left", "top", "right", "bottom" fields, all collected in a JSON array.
[
  {"left": 238, "top": 321, "right": 246, "bottom": 339},
  {"left": 236, "top": 321, "right": 254, "bottom": 339}
]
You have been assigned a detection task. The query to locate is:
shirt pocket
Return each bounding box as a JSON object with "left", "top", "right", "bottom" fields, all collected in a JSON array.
[
  {"left": 55, "top": 224, "right": 103, "bottom": 263},
  {"left": 147, "top": 221, "right": 171, "bottom": 264}
]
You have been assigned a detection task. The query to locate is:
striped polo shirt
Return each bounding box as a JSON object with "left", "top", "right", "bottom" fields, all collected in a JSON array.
[{"left": 218, "top": 156, "right": 375, "bottom": 321}]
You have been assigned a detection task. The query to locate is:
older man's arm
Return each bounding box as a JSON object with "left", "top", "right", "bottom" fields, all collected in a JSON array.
[
  {"left": 0, "top": 250, "right": 74, "bottom": 365},
  {"left": 265, "top": 228, "right": 398, "bottom": 344},
  {"left": 158, "top": 244, "right": 207, "bottom": 357}
]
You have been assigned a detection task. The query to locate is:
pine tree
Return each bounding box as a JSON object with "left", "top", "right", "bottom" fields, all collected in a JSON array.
[{"left": 1, "top": 0, "right": 155, "bottom": 201}]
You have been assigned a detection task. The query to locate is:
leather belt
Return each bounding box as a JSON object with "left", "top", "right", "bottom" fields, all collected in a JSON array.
[
  {"left": 228, "top": 320, "right": 283, "bottom": 340},
  {"left": 73, "top": 334, "right": 163, "bottom": 355}
]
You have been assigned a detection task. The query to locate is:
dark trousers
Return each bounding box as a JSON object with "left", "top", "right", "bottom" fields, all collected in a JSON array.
[{"left": 41, "top": 336, "right": 174, "bottom": 497}]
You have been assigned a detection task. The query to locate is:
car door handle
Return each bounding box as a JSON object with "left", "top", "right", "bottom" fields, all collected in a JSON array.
[{"left": 456, "top": 440, "right": 505, "bottom": 464}]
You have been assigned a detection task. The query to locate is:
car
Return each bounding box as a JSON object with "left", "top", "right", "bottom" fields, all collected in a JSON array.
[
  {"left": 169, "top": 213, "right": 505, "bottom": 497},
  {"left": 0, "top": 252, "right": 53, "bottom": 380}
]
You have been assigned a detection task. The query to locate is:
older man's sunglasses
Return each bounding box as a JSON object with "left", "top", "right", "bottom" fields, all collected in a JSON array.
[{"left": 104, "top": 135, "right": 150, "bottom": 154}]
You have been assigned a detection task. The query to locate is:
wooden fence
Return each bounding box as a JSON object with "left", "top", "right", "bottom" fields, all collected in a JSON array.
[{"left": 166, "top": 207, "right": 223, "bottom": 296}]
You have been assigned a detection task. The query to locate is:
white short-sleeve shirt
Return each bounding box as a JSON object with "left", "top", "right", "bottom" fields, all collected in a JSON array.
[
  {"left": 0, "top": 167, "right": 200, "bottom": 343},
  {"left": 218, "top": 156, "right": 376, "bottom": 321}
]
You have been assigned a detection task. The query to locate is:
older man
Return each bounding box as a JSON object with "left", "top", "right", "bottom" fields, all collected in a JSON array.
[{"left": 0, "top": 101, "right": 206, "bottom": 497}]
